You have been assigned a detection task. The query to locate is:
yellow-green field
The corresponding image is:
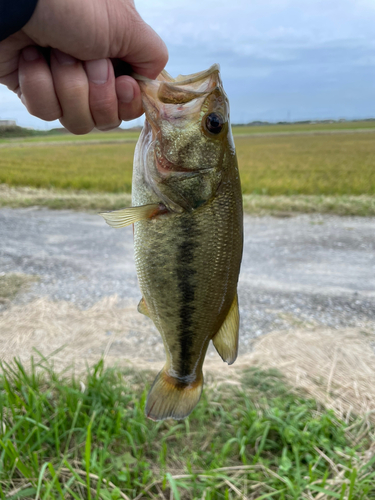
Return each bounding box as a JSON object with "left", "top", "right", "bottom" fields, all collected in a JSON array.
[
  {"left": 1, "top": 120, "right": 374, "bottom": 144},
  {"left": 0, "top": 130, "right": 140, "bottom": 144},
  {"left": 1, "top": 129, "right": 374, "bottom": 195}
]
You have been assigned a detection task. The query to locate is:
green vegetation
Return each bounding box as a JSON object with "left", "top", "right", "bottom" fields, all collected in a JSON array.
[
  {"left": 236, "top": 132, "right": 375, "bottom": 196},
  {"left": 0, "top": 126, "right": 141, "bottom": 143},
  {"left": 232, "top": 120, "right": 375, "bottom": 135},
  {"left": 0, "top": 144, "right": 134, "bottom": 192},
  {"left": 0, "top": 273, "right": 38, "bottom": 301},
  {"left": 1, "top": 120, "right": 375, "bottom": 143},
  {"left": 1, "top": 132, "right": 375, "bottom": 196},
  {"left": 0, "top": 125, "right": 67, "bottom": 140},
  {"left": 0, "top": 122, "right": 374, "bottom": 215},
  {"left": 0, "top": 131, "right": 140, "bottom": 145},
  {"left": 0, "top": 359, "right": 374, "bottom": 499}
]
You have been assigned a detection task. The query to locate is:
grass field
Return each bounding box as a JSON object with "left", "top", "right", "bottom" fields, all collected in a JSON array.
[
  {"left": 0, "top": 131, "right": 140, "bottom": 145},
  {"left": 0, "top": 122, "right": 374, "bottom": 215},
  {"left": 1, "top": 120, "right": 375, "bottom": 144},
  {"left": 0, "top": 132, "right": 375, "bottom": 196},
  {"left": 1, "top": 358, "right": 374, "bottom": 499}
]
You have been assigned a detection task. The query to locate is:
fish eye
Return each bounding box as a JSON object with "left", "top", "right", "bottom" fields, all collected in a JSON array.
[{"left": 205, "top": 113, "right": 224, "bottom": 135}]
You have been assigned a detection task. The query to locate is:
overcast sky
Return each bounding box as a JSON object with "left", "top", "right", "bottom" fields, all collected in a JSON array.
[{"left": 0, "top": 0, "right": 374, "bottom": 129}]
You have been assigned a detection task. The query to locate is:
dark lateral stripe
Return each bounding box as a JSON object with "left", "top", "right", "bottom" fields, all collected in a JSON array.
[{"left": 176, "top": 216, "right": 198, "bottom": 378}]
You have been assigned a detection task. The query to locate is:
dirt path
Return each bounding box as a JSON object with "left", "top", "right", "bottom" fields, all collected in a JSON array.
[
  {"left": 0, "top": 208, "right": 374, "bottom": 362},
  {"left": 1, "top": 207, "right": 375, "bottom": 418}
]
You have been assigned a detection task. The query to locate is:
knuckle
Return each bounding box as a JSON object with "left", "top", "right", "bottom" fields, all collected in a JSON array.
[
  {"left": 119, "top": 104, "right": 143, "bottom": 122},
  {"left": 25, "top": 97, "right": 61, "bottom": 121},
  {"left": 90, "top": 95, "right": 116, "bottom": 114}
]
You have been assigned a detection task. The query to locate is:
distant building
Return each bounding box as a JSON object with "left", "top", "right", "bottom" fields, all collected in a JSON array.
[{"left": 0, "top": 120, "right": 16, "bottom": 126}]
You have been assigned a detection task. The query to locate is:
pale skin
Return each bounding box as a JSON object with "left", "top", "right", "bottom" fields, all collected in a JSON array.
[{"left": 0, "top": 0, "right": 168, "bottom": 133}]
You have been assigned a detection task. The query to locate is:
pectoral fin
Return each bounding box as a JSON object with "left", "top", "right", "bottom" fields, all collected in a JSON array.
[
  {"left": 99, "top": 203, "right": 165, "bottom": 228},
  {"left": 212, "top": 294, "right": 239, "bottom": 365},
  {"left": 138, "top": 297, "right": 150, "bottom": 318}
]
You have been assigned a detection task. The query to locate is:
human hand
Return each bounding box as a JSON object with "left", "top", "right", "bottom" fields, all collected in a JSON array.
[{"left": 0, "top": 0, "right": 168, "bottom": 133}]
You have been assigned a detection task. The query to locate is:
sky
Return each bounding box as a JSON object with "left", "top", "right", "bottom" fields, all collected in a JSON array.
[{"left": 0, "top": 0, "right": 374, "bottom": 129}]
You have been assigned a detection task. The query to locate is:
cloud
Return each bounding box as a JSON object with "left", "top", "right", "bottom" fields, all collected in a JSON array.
[{"left": 1, "top": 0, "right": 374, "bottom": 128}]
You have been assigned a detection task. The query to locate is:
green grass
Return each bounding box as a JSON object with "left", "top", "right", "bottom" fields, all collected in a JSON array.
[
  {"left": 236, "top": 132, "right": 375, "bottom": 195},
  {"left": 0, "top": 358, "right": 374, "bottom": 499},
  {"left": 0, "top": 144, "right": 135, "bottom": 192},
  {"left": 1, "top": 132, "right": 375, "bottom": 196},
  {"left": 232, "top": 120, "right": 375, "bottom": 135},
  {"left": 0, "top": 131, "right": 140, "bottom": 145},
  {"left": 0, "top": 273, "right": 38, "bottom": 302},
  {"left": 1, "top": 120, "right": 375, "bottom": 144}
]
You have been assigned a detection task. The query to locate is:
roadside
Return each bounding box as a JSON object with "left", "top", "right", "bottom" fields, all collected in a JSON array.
[
  {"left": 1, "top": 184, "right": 375, "bottom": 215},
  {"left": 1, "top": 207, "right": 374, "bottom": 355},
  {"left": 1, "top": 206, "right": 375, "bottom": 420}
]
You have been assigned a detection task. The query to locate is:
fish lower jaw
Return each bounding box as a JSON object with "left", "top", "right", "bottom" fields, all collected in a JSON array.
[{"left": 155, "top": 152, "right": 191, "bottom": 175}]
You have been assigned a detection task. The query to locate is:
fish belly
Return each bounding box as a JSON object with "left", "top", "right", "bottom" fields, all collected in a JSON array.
[{"left": 133, "top": 186, "right": 243, "bottom": 382}]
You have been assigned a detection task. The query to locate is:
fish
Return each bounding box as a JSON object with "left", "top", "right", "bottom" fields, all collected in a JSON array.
[{"left": 100, "top": 64, "right": 243, "bottom": 421}]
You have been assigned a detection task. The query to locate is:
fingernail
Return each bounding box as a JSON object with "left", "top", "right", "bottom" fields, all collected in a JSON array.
[
  {"left": 85, "top": 59, "right": 109, "bottom": 85},
  {"left": 20, "top": 94, "right": 26, "bottom": 106},
  {"left": 117, "top": 81, "right": 134, "bottom": 103},
  {"left": 22, "top": 46, "right": 39, "bottom": 62},
  {"left": 54, "top": 49, "right": 76, "bottom": 65}
]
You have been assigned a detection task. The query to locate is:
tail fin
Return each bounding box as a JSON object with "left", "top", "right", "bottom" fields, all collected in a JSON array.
[{"left": 145, "top": 368, "right": 203, "bottom": 421}]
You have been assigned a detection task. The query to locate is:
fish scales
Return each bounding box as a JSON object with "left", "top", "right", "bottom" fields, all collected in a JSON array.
[
  {"left": 134, "top": 186, "right": 242, "bottom": 380},
  {"left": 101, "top": 64, "right": 243, "bottom": 420}
]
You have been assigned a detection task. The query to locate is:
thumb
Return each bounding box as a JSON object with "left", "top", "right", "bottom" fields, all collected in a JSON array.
[{"left": 121, "top": 16, "right": 168, "bottom": 79}]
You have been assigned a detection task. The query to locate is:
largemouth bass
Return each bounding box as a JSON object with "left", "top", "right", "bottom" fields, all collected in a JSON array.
[{"left": 101, "top": 64, "right": 243, "bottom": 421}]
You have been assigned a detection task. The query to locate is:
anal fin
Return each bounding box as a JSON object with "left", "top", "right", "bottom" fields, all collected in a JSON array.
[
  {"left": 99, "top": 203, "right": 166, "bottom": 228},
  {"left": 138, "top": 297, "right": 150, "bottom": 318},
  {"left": 212, "top": 293, "right": 239, "bottom": 365}
]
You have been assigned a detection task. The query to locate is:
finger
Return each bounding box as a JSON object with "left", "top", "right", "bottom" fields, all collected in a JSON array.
[
  {"left": 115, "top": 76, "right": 143, "bottom": 122},
  {"left": 18, "top": 45, "right": 62, "bottom": 121},
  {"left": 0, "top": 69, "right": 19, "bottom": 92},
  {"left": 122, "top": 15, "right": 169, "bottom": 79},
  {"left": 51, "top": 49, "right": 95, "bottom": 134},
  {"left": 85, "top": 58, "right": 121, "bottom": 131}
]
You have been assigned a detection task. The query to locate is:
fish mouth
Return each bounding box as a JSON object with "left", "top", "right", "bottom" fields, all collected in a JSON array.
[
  {"left": 139, "top": 64, "right": 221, "bottom": 128},
  {"left": 155, "top": 152, "right": 191, "bottom": 174},
  {"left": 159, "top": 64, "right": 220, "bottom": 86},
  {"left": 154, "top": 142, "right": 213, "bottom": 176}
]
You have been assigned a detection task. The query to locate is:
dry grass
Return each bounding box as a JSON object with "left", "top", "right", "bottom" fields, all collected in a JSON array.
[
  {"left": 1, "top": 184, "right": 374, "bottom": 216},
  {"left": 2, "top": 294, "right": 375, "bottom": 425},
  {"left": 0, "top": 295, "right": 162, "bottom": 372},
  {"left": 246, "top": 328, "right": 375, "bottom": 423},
  {"left": 1, "top": 296, "right": 375, "bottom": 498},
  {"left": 0, "top": 183, "right": 132, "bottom": 211},
  {"left": 242, "top": 193, "right": 375, "bottom": 216}
]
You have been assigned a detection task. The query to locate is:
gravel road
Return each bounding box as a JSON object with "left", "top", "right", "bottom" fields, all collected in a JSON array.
[{"left": 0, "top": 208, "right": 374, "bottom": 356}]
